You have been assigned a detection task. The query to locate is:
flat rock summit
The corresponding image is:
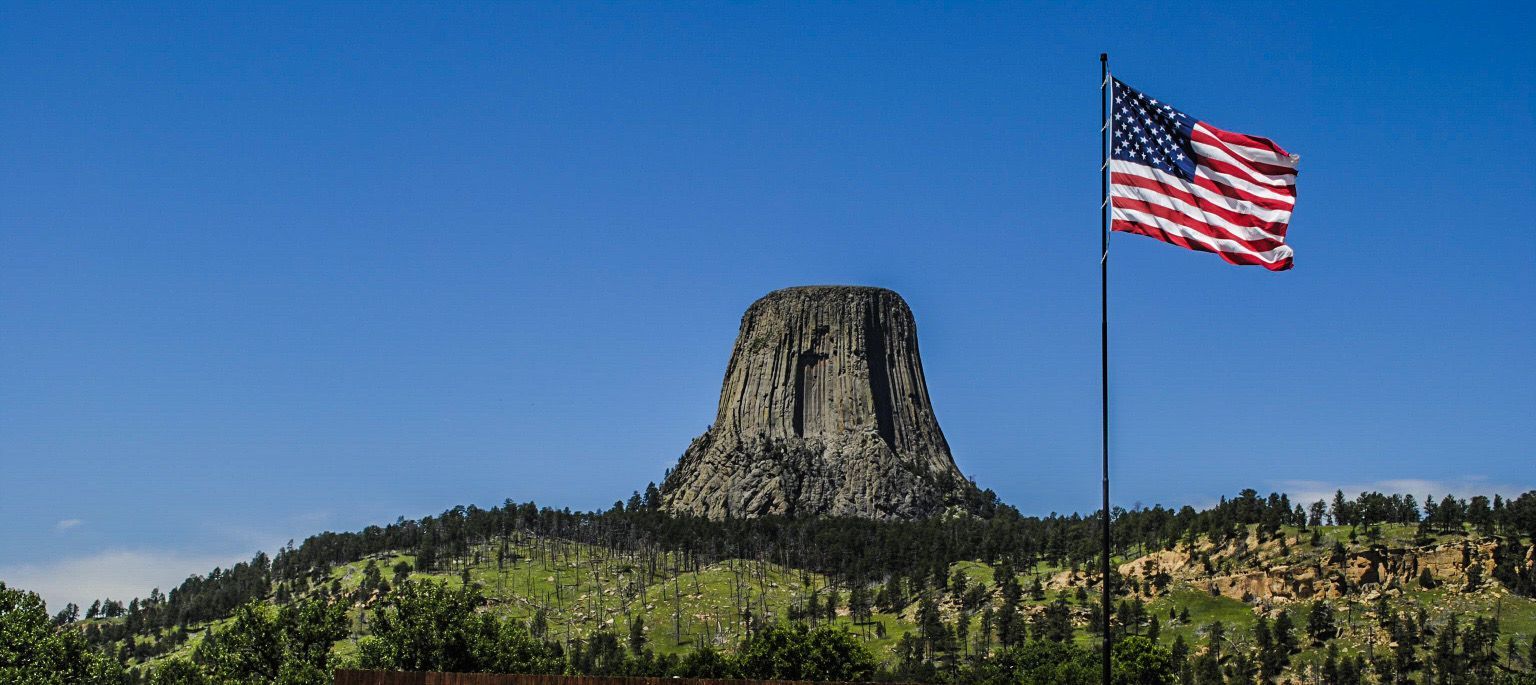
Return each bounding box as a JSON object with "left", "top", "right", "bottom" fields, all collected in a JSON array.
[{"left": 660, "top": 286, "right": 983, "bottom": 520}]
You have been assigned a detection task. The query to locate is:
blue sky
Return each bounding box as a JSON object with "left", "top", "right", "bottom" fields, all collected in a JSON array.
[{"left": 2, "top": 2, "right": 1532, "bottom": 610}]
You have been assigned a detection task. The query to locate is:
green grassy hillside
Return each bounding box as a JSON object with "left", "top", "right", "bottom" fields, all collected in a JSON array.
[{"left": 86, "top": 522, "right": 1534, "bottom": 681}]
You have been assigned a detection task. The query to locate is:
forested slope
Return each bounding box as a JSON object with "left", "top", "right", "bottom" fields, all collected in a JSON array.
[{"left": 14, "top": 488, "right": 1536, "bottom": 684}]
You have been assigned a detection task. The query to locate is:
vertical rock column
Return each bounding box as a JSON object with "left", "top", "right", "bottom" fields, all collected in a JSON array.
[{"left": 660, "top": 286, "right": 979, "bottom": 520}]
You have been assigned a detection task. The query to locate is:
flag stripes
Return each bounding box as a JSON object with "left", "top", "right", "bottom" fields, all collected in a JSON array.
[{"left": 1109, "top": 78, "right": 1299, "bottom": 271}]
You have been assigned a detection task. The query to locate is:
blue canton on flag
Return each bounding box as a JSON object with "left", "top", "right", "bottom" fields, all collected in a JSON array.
[
  {"left": 1112, "top": 82, "right": 1198, "bottom": 178},
  {"left": 1109, "top": 78, "right": 1299, "bottom": 271}
]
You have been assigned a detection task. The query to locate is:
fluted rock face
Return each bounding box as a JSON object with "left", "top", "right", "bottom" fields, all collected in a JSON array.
[{"left": 661, "top": 286, "right": 980, "bottom": 520}]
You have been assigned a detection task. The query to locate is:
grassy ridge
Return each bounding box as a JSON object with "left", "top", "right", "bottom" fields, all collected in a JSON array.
[{"left": 86, "top": 523, "right": 1534, "bottom": 678}]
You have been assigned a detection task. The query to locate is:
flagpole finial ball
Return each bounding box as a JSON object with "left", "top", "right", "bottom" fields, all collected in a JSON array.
[{"left": 1100, "top": 53, "right": 1107, "bottom": 62}]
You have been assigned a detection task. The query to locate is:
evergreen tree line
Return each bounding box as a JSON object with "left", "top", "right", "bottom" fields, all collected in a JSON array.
[
  {"left": 74, "top": 488, "right": 1536, "bottom": 650},
  {"left": 132, "top": 577, "right": 881, "bottom": 685},
  {"left": 13, "top": 568, "right": 1536, "bottom": 685},
  {"left": 143, "top": 576, "right": 1536, "bottom": 685}
]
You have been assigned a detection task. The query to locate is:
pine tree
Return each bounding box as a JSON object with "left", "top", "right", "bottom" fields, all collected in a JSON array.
[
  {"left": 993, "top": 559, "right": 1024, "bottom": 647},
  {"left": 1431, "top": 613, "right": 1462, "bottom": 682},
  {"left": 952, "top": 613, "right": 968, "bottom": 658},
  {"left": 628, "top": 615, "right": 647, "bottom": 655},
  {"left": 1255, "top": 615, "right": 1282, "bottom": 680},
  {"left": 52, "top": 603, "right": 79, "bottom": 625},
  {"left": 949, "top": 568, "right": 968, "bottom": 603},
  {"left": 1274, "top": 610, "right": 1296, "bottom": 654},
  {"left": 1308, "top": 601, "right": 1336, "bottom": 644},
  {"left": 1339, "top": 654, "right": 1362, "bottom": 685},
  {"left": 1469, "top": 495, "right": 1495, "bottom": 535},
  {"left": 1465, "top": 561, "right": 1483, "bottom": 591},
  {"left": 1331, "top": 490, "right": 1350, "bottom": 527},
  {"left": 1228, "top": 650, "right": 1258, "bottom": 685},
  {"left": 1116, "top": 600, "right": 1134, "bottom": 636},
  {"left": 530, "top": 607, "right": 548, "bottom": 640},
  {"left": 1207, "top": 621, "right": 1225, "bottom": 659},
  {"left": 1307, "top": 500, "right": 1324, "bottom": 527},
  {"left": 978, "top": 605, "right": 994, "bottom": 654},
  {"left": 881, "top": 575, "right": 906, "bottom": 613},
  {"left": 1193, "top": 650, "right": 1223, "bottom": 685},
  {"left": 1033, "top": 598, "right": 1073, "bottom": 643},
  {"left": 848, "top": 584, "right": 871, "bottom": 625},
  {"left": 916, "top": 594, "right": 946, "bottom": 660}
]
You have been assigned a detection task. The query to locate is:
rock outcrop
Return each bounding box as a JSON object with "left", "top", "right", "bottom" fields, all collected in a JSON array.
[
  {"left": 660, "top": 286, "right": 980, "bottom": 520},
  {"left": 1113, "top": 532, "right": 1524, "bottom": 606}
]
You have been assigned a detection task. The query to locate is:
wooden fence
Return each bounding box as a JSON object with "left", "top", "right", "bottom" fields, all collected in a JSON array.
[{"left": 334, "top": 670, "right": 900, "bottom": 685}]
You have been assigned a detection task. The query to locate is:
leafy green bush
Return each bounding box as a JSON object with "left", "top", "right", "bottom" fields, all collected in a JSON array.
[
  {"left": 356, "top": 579, "right": 562, "bottom": 675},
  {"left": 735, "top": 621, "right": 876, "bottom": 681},
  {"left": 148, "top": 596, "right": 345, "bottom": 685},
  {"left": 0, "top": 581, "right": 126, "bottom": 685}
]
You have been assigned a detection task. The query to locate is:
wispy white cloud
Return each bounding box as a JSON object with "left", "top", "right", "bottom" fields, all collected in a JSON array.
[
  {"left": 0, "top": 509, "right": 366, "bottom": 613},
  {"left": 0, "top": 550, "right": 250, "bottom": 613},
  {"left": 1275, "top": 477, "right": 1531, "bottom": 506}
]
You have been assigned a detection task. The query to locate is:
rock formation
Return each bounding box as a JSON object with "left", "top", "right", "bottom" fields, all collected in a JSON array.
[
  {"left": 1111, "top": 531, "right": 1528, "bottom": 606},
  {"left": 660, "top": 286, "right": 980, "bottom": 520}
]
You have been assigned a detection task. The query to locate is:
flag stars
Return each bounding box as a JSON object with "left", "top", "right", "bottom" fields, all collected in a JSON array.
[{"left": 1111, "top": 79, "right": 1198, "bottom": 179}]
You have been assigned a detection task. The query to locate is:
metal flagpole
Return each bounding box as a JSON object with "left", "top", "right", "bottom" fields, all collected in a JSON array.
[{"left": 1099, "top": 51, "right": 1112, "bottom": 685}]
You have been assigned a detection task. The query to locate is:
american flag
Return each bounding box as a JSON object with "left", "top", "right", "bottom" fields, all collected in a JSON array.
[{"left": 1110, "top": 77, "right": 1299, "bottom": 271}]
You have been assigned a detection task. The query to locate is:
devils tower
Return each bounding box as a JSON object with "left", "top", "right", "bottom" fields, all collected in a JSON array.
[{"left": 660, "top": 286, "right": 982, "bottom": 520}]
